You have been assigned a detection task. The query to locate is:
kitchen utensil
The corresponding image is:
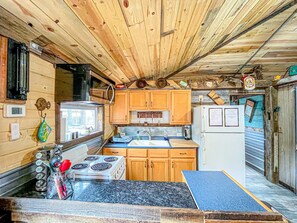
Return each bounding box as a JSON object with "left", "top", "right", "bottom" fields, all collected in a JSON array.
[
  {"left": 59, "top": 159, "right": 72, "bottom": 173},
  {"left": 136, "top": 79, "right": 147, "bottom": 88},
  {"left": 155, "top": 78, "right": 168, "bottom": 89},
  {"left": 50, "top": 155, "right": 62, "bottom": 171}
]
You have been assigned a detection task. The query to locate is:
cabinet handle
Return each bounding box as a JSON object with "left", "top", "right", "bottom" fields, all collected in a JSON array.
[
  {"left": 172, "top": 162, "right": 174, "bottom": 168},
  {"left": 146, "top": 101, "right": 148, "bottom": 107},
  {"left": 179, "top": 153, "right": 187, "bottom": 155},
  {"left": 144, "top": 161, "right": 147, "bottom": 168},
  {"left": 150, "top": 101, "right": 153, "bottom": 107},
  {"left": 125, "top": 115, "right": 127, "bottom": 121},
  {"left": 150, "top": 161, "right": 153, "bottom": 168},
  {"left": 112, "top": 151, "right": 119, "bottom": 154},
  {"left": 172, "top": 115, "right": 174, "bottom": 121}
]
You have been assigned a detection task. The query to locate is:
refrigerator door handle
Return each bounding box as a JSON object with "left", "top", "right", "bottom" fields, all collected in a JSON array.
[{"left": 202, "top": 147, "right": 206, "bottom": 165}]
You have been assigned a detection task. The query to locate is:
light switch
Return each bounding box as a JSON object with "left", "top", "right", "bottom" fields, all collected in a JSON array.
[{"left": 10, "top": 123, "right": 20, "bottom": 140}]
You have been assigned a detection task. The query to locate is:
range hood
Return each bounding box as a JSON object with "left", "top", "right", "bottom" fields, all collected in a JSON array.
[{"left": 55, "top": 64, "right": 115, "bottom": 104}]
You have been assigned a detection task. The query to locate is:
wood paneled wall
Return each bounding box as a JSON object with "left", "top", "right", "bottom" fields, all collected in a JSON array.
[
  {"left": 0, "top": 53, "right": 55, "bottom": 174},
  {"left": 278, "top": 85, "right": 296, "bottom": 189},
  {"left": 104, "top": 105, "right": 114, "bottom": 140}
]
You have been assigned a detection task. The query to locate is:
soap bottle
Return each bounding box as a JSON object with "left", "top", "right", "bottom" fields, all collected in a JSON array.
[{"left": 136, "top": 131, "right": 141, "bottom": 140}]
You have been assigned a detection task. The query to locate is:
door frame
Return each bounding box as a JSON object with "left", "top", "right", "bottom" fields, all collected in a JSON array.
[{"left": 294, "top": 86, "right": 297, "bottom": 194}]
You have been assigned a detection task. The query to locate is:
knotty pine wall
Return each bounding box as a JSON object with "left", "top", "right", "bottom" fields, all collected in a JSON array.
[
  {"left": 0, "top": 53, "right": 114, "bottom": 174},
  {"left": 104, "top": 104, "right": 114, "bottom": 140},
  {"left": 0, "top": 53, "right": 56, "bottom": 174}
]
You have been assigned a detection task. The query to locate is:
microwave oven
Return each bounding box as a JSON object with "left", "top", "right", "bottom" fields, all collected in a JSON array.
[{"left": 55, "top": 64, "right": 115, "bottom": 104}]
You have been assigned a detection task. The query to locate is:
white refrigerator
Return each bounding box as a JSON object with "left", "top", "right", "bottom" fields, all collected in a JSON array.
[{"left": 192, "top": 105, "right": 245, "bottom": 185}]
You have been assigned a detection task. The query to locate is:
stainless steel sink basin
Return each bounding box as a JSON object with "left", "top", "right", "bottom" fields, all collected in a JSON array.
[{"left": 127, "top": 140, "right": 170, "bottom": 148}]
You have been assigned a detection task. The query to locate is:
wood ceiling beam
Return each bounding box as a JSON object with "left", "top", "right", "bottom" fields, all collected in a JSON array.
[
  {"left": 165, "top": 0, "right": 297, "bottom": 79},
  {"left": 236, "top": 9, "right": 297, "bottom": 75}
]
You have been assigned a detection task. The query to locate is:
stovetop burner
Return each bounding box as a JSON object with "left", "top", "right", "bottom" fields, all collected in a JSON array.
[
  {"left": 71, "top": 163, "right": 89, "bottom": 170},
  {"left": 104, "top": 157, "right": 118, "bottom": 162},
  {"left": 91, "top": 163, "right": 112, "bottom": 171},
  {"left": 84, "top": 156, "right": 100, "bottom": 161}
]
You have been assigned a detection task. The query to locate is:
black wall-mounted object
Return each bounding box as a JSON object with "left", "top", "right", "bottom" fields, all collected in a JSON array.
[
  {"left": 7, "top": 38, "right": 30, "bottom": 100},
  {"left": 55, "top": 64, "right": 115, "bottom": 104}
]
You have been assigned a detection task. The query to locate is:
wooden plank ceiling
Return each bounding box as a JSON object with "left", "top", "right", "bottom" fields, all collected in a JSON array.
[{"left": 0, "top": 0, "right": 296, "bottom": 83}]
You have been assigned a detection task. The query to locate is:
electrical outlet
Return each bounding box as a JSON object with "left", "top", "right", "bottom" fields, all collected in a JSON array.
[
  {"left": 10, "top": 123, "right": 20, "bottom": 140},
  {"left": 198, "top": 95, "right": 203, "bottom": 102}
]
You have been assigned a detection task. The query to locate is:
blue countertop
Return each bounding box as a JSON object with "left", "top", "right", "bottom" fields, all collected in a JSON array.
[
  {"left": 105, "top": 136, "right": 186, "bottom": 148},
  {"left": 183, "top": 171, "right": 268, "bottom": 212}
]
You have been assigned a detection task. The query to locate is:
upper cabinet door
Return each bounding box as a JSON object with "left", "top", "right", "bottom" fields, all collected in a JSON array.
[
  {"left": 170, "top": 90, "right": 192, "bottom": 125},
  {"left": 110, "top": 91, "right": 129, "bottom": 124},
  {"left": 129, "top": 91, "right": 149, "bottom": 110},
  {"left": 150, "top": 91, "right": 170, "bottom": 110}
]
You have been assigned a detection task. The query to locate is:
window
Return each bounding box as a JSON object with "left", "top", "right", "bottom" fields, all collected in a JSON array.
[{"left": 60, "top": 103, "right": 103, "bottom": 142}]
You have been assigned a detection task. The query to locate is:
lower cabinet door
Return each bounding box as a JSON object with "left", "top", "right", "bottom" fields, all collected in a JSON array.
[
  {"left": 170, "top": 159, "right": 196, "bottom": 182},
  {"left": 148, "top": 159, "right": 169, "bottom": 182},
  {"left": 127, "top": 158, "right": 148, "bottom": 181}
]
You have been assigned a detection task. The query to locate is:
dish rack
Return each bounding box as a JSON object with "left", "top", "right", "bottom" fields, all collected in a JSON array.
[{"left": 112, "top": 135, "right": 132, "bottom": 143}]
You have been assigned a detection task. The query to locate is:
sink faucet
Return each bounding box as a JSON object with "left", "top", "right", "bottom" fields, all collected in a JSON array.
[{"left": 142, "top": 129, "right": 151, "bottom": 140}]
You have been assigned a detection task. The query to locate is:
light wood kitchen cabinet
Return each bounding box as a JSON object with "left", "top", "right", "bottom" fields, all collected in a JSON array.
[
  {"left": 148, "top": 158, "right": 169, "bottom": 181},
  {"left": 127, "top": 158, "right": 148, "bottom": 181},
  {"left": 103, "top": 148, "right": 127, "bottom": 157},
  {"left": 111, "top": 89, "right": 190, "bottom": 125},
  {"left": 170, "top": 149, "right": 196, "bottom": 158},
  {"left": 129, "top": 91, "right": 149, "bottom": 110},
  {"left": 127, "top": 149, "right": 169, "bottom": 182},
  {"left": 105, "top": 147, "right": 197, "bottom": 182},
  {"left": 170, "top": 90, "right": 191, "bottom": 125},
  {"left": 129, "top": 90, "right": 170, "bottom": 111},
  {"left": 128, "top": 148, "right": 147, "bottom": 157},
  {"left": 110, "top": 91, "right": 129, "bottom": 124},
  {"left": 170, "top": 158, "right": 196, "bottom": 182},
  {"left": 150, "top": 91, "right": 170, "bottom": 110}
]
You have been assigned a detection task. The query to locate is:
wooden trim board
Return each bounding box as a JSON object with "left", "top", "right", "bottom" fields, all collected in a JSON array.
[{"left": 222, "top": 170, "right": 272, "bottom": 212}]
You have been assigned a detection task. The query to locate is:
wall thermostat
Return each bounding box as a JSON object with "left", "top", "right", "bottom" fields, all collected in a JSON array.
[{"left": 3, "top": 104, "right": 26, "bottom": 117}]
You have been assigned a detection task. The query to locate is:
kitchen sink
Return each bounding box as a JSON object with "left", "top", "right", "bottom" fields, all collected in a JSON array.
[{"left": 127, "top": 140, "right": 170, "bottom": 148}]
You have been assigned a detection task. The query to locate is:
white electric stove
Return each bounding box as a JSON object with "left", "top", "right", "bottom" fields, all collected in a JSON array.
[{"left": 63, "top": 144, "right": 126, "bottom": 180}]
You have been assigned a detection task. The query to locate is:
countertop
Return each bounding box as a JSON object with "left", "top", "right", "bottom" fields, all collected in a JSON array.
[
  {"left": 169, "top": 139, "right": 198, "bottom": 148},
  {"left": 3, "top": 171, "right": 271, "bottom": 213},
  {"left": 104, "top": 137, "right": 198, "bottom": 148},
  {"left": 6, "top": 180, "right": 197, "bottom": 209},
  {"left": 183, "top": 171, "right": 270, "bottom": 212}
]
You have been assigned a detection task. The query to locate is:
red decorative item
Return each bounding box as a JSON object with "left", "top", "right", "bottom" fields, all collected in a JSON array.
[
  {"left": 59, "top": 159, "right": 72, "bottom": 173},
  {"left": 115, "top": 84, "right": 126, "bottom": 89},
  {"left": 123, "top": 0, "right": 129, "bottom": 8},
  {"left": 240, "top": 74, "right": 247, "bottom": 83}
]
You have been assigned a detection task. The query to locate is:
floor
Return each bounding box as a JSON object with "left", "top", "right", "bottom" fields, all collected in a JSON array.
[{"left": 246, "top": 166, "right": 297, "bottom": 223}]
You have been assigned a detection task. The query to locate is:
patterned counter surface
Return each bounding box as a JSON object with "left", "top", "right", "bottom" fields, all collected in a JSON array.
[{"left": 183, "top": 171, "right": 270, "bottom": 212}]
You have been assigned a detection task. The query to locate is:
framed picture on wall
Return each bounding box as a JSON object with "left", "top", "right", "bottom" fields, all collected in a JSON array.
[{"left": 245, "top": 99, "right": 256, "bottom": 122}]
